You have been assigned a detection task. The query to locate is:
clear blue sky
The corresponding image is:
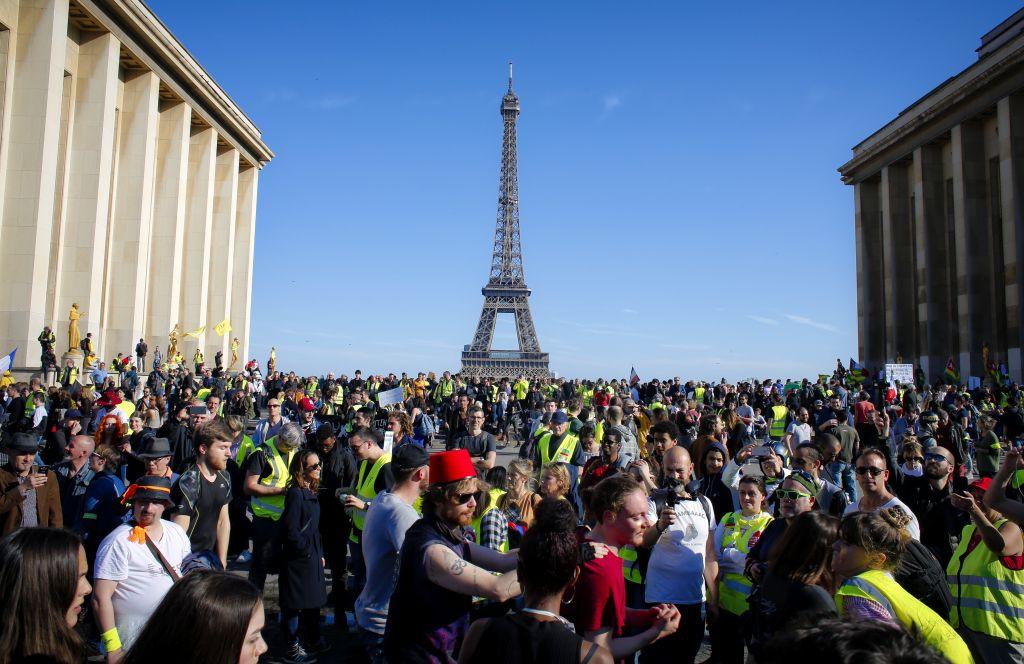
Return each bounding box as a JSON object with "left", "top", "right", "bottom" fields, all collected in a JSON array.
[{"left": 149, "top": 0, "right": 1020, "bottom": 380}]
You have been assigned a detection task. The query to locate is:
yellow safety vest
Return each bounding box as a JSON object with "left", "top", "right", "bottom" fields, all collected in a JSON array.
[
  {"left": 717, "top": 511, "right": 774, "bottom": 616},
  {"left": 471, "top": 488, "right": 509, "bottom": 553},
  {"left": 621, "top": 544, "right": 643, "bottom": 584},
  {"left": 769, "top": 405, "right": 788, "bottom": 439},
  {"left": 694, "top": 386, "right": 705, "bottom": 403},
  {"left": 537, "top": 432, "right": 579, "bottom": 476},
  {"left": 250, "top": 438, "right": 295, "bottom": 521},
  {"left": 947, "top": 519, "right": 1024, "bottom": 643},
  {"left": 234, "top": 434, "right": 255, "bottom": 465},
  {"left": 349, "top": 453, "right": 392, "bottom": 543},
  {"left": 835, "top": 570, "right": 973, "bottom": 664}
]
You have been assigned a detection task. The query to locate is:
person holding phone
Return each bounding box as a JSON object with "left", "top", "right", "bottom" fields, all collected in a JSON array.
[{"left": 0, "top": 432, "right": 62, "bottom": 537}]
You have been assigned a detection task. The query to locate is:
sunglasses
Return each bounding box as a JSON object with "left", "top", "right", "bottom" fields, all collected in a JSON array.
[
  {"left": 455, "top": 491, "right": 481, "bottom": 505},
  {"left": 305, "top": 462, "right": 321, "bottom": 471},
  {"left": 924, "top": 453, "right": 948, "bottom": 463},
  {"left": 268, "top": 404, "right": 281, "bottom": 408},
  {"left": 906, "top": 456, "right": 924, "bottom": 463},
  {"left": 776, "top": 489, "right": 811, "bottom": 500},
  {"left": 855, "top": 466, "right": 885, "bottom": 477}
]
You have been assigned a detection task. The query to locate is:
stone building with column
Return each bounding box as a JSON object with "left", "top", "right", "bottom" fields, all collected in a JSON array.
[
  {"left": 839, "top": 9, "right": 1024, "bottom": 384},
  {"left": 0, "top": 0, "right": 272, "bottom": 372}
]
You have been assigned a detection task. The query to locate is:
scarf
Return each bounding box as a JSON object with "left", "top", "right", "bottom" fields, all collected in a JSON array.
[{"left": 425, "top": 511, "right": 466, "bottom": 548}]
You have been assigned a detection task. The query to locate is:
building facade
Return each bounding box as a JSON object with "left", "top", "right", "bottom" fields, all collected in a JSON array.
[
  {"left": 0, "top": 0, "right": 272, "bottom": 371},
  {"left": 839, "top": 9, "right": 1024, "bottom": 384}
]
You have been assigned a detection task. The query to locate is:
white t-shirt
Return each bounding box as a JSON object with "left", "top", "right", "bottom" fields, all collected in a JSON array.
[
  {"left": 644, "top": 495, "right": 716, "bottom": 605},
  {"left": 94, "top": 520, "right": 191, "bottom": 649},
  {"left": 355, "top": 491, "right": 420, "bottom": 634},
  {"left": 785, "top": 422, "right": 812, "bottom": 446},
  {"left": 843, "top": 496, "right": 921, "bottom": 541}
]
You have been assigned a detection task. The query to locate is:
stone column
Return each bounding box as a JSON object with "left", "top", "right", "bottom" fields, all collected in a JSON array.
[
  {"left": 56, "top": 32, "right": 119, "bottom": 357},
  {"left": 912, "top": 144, "right": 953, "bottom": 382},
  {"left": 103, "top": 70, "right": 159, "bottom": 359},
  {"left": 855, "top": 177, "right": 884, "bottom": 370},
  {"left": 231, "top": 165, "right": 258, "bottom": 367},
  {"left": 145, "top": 101, "right": 191, "bottom": 346},
  {"left": 0, "top": 0, "right": 69, "bottom": 362},
  {"left": 952, "top": 121, "right": 994, "bottom": 378},
  {"left": 881, "top": 163, "right": 916, "bottom": 364},
  {"left": 205, "top": 146, "right": 238, "bottom": 363},
  {"left": 178, "top": 127, "right": 216, "bottom": 361},
  {"left": 998, "top": 94, "right": 1024, "bottom": 382}
]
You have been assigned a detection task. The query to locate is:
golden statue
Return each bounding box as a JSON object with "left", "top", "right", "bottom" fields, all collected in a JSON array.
[
  {"left": 268, "top": 346, "right": 277, "bottom": 373},
  {"left": 168, "top": 324, "right": 180, "bottom": 360},
  {"left": 67, "top": 304, "right": 84, "bottom": 354},
  {"left": 229, "top": 337, "right": 239, "bottom": 371}
]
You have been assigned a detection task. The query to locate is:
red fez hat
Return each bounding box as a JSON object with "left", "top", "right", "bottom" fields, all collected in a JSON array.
[{"left": 429, "top": 449, "right": 477, "bottom": 485}]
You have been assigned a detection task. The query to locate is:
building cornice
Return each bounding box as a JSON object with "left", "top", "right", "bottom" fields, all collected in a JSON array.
[
  {"left": 79, "top": 0, "right": 274, "bottom": 168},
  {"left": 838, "top": 30, "right": 1024, "bottom": 185}
]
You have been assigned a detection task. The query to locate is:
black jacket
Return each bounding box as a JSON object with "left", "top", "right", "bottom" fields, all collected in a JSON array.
[{"left": 279, "top": 486, "right": 326, "bottom": 610}]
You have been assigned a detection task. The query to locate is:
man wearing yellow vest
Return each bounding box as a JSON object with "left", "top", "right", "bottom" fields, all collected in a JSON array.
[
  {"left": 767, "top": 394, "right": 789, "bottom": 442},
  {"left": 344, "top": 426, "right": 395, "bottom": 598},
  {"left": 948, "top": 476, "right": 1024, "bottom": 663},
  {"left": 533, "top": 411, "right": 585, "bottom": 514},
  {"left": 243, "top": 422, "right": 303, "bottom": 591}
]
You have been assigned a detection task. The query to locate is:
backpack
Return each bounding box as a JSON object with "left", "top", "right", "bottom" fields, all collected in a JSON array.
[
  {"left": 416, "top": 412, "right": 436, "bottom": 437},
  {"left": 894, "top": 538, "right": 953, "bottom": 618}
]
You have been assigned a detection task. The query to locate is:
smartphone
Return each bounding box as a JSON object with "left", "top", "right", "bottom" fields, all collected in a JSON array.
[
  {"left": 188, "top": 405, "right": 208, "bottom": 416},
  {"left": 750, "top": 445, "right": 773, "bottom": 459},
  {"left": 34, "top": 465, "right": 49, "bottom": 475}
]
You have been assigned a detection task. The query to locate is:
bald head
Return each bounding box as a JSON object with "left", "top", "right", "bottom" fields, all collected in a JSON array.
[
  {"left": 662, "top": 446, "right": 693, "bottom": 483},
  {"left": 68, "top": 435, "right": 95, "bottom": 462}
]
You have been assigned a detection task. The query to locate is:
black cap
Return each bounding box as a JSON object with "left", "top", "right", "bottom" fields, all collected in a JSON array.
[
  {"left": 316, "top": 423, "right": 336, "bottom": 442},
  {"left": 392, "top": 444, "right": 429, "bottom": 473}
]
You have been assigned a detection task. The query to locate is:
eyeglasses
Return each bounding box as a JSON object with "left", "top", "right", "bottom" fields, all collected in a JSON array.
[
  {"left": 776, "top": 489, "right": 811, "bottom": 500},
  {"left": 455, "top": 491, "right": 481, "bottom": 505},
  {"left": 855, "top": 466, "right": 885, "bottom": 477},
  {"left": 923, "top": 453, "right": 948, "bottom": 463},
  {"left": 305, "top": 462, "right": 321, "bottom": 472}
]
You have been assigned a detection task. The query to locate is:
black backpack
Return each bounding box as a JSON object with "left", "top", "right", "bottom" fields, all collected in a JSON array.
[{"left": 894, "top": 538, "right": 953, "bottom": 617}]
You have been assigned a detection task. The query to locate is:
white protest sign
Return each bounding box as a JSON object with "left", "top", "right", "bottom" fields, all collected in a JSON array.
[
  {"left": 383, "top": 431, "right": 394, "bottom": 454},
  {"left": 377, "top": 387, "right": 404, "bottom": 408},
  {"left": 884, "top": 363, "right": 914, "bottom": 386}
]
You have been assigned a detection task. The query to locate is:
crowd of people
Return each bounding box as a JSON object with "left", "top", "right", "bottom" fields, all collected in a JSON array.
[{"left": 0, "top": 358, "right": 1022, "bottom": 663}]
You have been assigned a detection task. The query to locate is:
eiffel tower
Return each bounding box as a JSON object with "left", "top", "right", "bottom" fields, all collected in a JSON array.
[{"left": 461, "top": 64, "right": 549, "bottom": 379}]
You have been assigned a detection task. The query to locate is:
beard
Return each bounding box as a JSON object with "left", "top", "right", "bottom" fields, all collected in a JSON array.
[{"left": 924, "top": 465, "right": 947, "bottom": 480}]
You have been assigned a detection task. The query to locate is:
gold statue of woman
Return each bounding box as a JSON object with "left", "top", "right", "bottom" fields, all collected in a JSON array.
[
  {"left": 229, "top": 337, "right": 239, "bottom": 371},
  {"left": 168, "top": 324, "right": 180, "bottom": 360},
  {"left": 68, "top": 304, "right": 84, "bottom": 354}
]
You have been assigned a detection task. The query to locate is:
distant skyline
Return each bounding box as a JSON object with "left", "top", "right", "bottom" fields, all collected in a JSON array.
[{"left": 149, "top": 1, "right": 1021, "bottom": 380}]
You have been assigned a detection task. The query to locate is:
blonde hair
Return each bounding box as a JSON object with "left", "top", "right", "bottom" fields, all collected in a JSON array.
[{"left": 540, "top": 462, "right": 571, "bottom": 497}]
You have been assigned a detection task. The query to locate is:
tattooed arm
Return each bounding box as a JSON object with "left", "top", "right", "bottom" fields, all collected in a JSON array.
[{"left": 423, "top": 543, "right": 521, "bottom": 602}]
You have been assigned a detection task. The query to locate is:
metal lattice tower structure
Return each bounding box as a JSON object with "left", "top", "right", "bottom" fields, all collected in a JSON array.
[{"left": 461, "top": 63, "right": 550, "bottom": 379}]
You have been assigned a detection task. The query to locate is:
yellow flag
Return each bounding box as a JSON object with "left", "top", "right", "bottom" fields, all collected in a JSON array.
[
  {"left": 214, "top": 319, "right": 232, "bottom": 336},
  {"left": 184, "top": 326, "right": 205, "bottom": 338}
]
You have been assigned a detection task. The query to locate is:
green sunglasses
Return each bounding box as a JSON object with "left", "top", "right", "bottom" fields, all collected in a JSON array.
[{"left": 776, "top": 489, "right": 812, "bottom": 501}]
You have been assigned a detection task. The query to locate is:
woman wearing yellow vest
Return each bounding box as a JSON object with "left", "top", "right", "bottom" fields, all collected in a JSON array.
[
  {"left": 712, "top": 475, "right": 772, "bottom": 664},
  {"left": 471, "top": 466, "right": 510, "bottom": 552},
  {"left": 833, "top": 507, "right": 973, "bottom": 663},
  {"left": 947, "top": 476, "right": 1024, "bottom": 664}
]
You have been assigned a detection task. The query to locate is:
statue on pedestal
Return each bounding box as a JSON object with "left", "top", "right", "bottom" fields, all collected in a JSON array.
[
  {"left": 229, "top": 337, "right": 239, "bottom": 371},
  {"left": 67, "top": 304, "right": 84, "bottom": 354},
  {"left": 168, "top": 324, "right": 180, "bottom": 360},
  {"left": 268, "top": 346, "right": 276, "bottom": 374}
]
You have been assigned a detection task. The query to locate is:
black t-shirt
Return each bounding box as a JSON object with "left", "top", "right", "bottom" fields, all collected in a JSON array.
[
  {"left": 171, "top": 468, "right": 231, "bottom": 552},
  {"left": 454, "top": 432, "right": 497, "bottom": 459},
  {"left": 750, "top": 570, "right": 836, "bottom": 654}
]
